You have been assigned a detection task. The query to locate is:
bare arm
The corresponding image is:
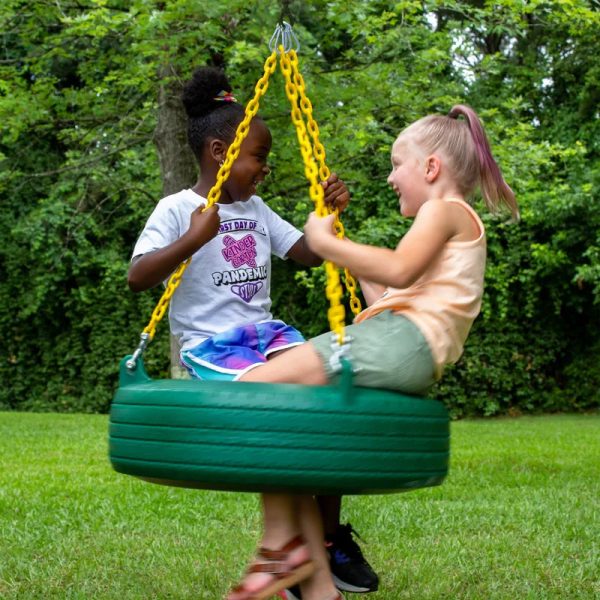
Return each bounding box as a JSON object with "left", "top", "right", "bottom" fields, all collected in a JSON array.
[
  {"left": 128, "top": 205, "right": 220, "bottom": 292},
  {"left": 304, "top": 200, "right": 459, "bottom": 289},
  {"left": 357, "top": 278, "right": 387, "bottom": 306},
  {"left": 285, "top": 235, "right": 323, "bottom": 267}
]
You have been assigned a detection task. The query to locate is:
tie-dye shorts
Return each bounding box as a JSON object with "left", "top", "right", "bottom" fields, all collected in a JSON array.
[{"left": 180, "top": 320, "right": 305, "bottom": 381}]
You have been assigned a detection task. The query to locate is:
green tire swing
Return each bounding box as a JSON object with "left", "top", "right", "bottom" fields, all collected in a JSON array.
[
  {"left": 111, "top": 357, "right": 449, "bottom": 494},
  {"left": 109, "top": 23, "right": 450, "bottom": 495}
]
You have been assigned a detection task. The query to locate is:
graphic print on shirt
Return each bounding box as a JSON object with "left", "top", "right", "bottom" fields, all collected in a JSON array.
[
  {"left": 212, "top": 218, "right": 268, "bottom": 303},
  {"left": 222, "top": 234, "right": 257, "bottom": 267}
]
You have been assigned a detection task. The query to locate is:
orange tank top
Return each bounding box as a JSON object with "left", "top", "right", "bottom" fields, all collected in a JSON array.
[{"left": 354, "top": 198, "right": 486, "bottom": 378}]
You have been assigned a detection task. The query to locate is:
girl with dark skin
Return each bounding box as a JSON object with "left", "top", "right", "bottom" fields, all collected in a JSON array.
[
  {"left": 128, "top": 66, "right": 350, "bottom": 360},
  {"left": 128, "top": 117, "right": 349, "bottom": 290},
  {"left": 128, "top": 67, "right": 360, "bottom": 600}
]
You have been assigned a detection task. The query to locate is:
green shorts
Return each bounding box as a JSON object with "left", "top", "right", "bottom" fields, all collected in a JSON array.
[{"left": 310, "top": 310, "right": 436, "bottom": 395}]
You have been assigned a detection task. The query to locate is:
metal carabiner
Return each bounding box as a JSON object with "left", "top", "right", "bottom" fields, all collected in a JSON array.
[{"left": 268, "top": 21, "right": 300, "bottom": 54}]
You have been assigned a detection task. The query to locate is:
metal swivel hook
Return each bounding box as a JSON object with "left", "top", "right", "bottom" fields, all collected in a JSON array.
[
  {"left": 126, "top": 332, "right": 150, "bottom": 371},
  {"left": 268, "top": 21, "right": 300, "bottom": 54}
]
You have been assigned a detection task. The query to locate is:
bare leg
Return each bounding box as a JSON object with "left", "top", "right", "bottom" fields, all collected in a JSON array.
[
  {"left": 227, "top": 494, "right": 311, "bottom": 600},
  {"left": 261, "top": 493, "right": 302, "bottom": 548},
  {"left": 317, "top": 495, "right": 342, "bottom": 537},
  {"left": 240, "top": 343, "right": 328, "bottom": 385},
  {"left": 227, "top": 493, "right": 338, "bottom": 600},
  {"left": 297, "top": 495, "right": 339, "bottom": 600}
]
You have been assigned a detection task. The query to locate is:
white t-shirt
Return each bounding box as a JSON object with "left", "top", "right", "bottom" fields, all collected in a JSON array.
[{"left": 132, "top": 188, "right": 303, "bottom": 351}]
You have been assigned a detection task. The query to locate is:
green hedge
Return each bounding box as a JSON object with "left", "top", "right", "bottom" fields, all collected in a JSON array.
[{"left": 1, "top": 1, "right": 599, "bottom": 415}]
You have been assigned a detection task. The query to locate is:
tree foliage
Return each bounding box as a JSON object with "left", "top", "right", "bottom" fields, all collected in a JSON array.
[{"left": 1, "top": 0, "right": 599, "bottom": 415}]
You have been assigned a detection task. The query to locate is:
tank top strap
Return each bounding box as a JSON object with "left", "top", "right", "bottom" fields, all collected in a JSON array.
[{"left": 443, "top": 197, "right": 485, "bottom": 241}]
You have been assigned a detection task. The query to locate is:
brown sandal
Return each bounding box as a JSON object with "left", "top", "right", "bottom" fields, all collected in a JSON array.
[{"left": 227, "top": 535, "right": 315, "bottom": 600}]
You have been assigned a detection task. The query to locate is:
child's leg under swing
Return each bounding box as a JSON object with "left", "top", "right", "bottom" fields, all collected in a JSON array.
[
  {"left": 296, "top": 494, "right": 340, "bottom": 599},
  {"left": 237, "top": 313, "right": 434, "bottom": 597},
  {"left": 233, "top": 347, "right": 339, "bottom": 599},
  {"left": 227, "top": 493, "right": 338, "bottom": 600}
]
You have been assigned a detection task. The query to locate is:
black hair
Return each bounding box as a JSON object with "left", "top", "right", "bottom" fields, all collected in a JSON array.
[{"left": 181, "top": 66, "right": 245, "bottom": 160}]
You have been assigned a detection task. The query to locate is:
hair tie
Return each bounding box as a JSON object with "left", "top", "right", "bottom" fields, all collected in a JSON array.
[{"left": 213, "top": 90, "right": 237, "bottom": 103}]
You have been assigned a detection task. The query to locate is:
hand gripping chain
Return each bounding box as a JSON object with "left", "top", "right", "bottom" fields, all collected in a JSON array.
[{"left": 127, "top": 25, "right": 360, "bottom": 369}]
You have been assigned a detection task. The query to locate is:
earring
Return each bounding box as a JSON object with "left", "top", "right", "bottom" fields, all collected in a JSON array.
[{"left": 219, "top": 159, "right": 224, "bottom": 167}]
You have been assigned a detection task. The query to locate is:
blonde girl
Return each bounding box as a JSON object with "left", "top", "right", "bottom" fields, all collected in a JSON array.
[{"left": 227, "top": 105, "right": 518, "bottom": 600}]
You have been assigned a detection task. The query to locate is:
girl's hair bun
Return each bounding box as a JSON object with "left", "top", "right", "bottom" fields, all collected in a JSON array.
[{"left": 182, "top": 66, "right": 233, "bottom": 119}]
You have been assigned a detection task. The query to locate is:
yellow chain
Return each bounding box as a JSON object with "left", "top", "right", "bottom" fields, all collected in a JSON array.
[
  {"left": 279, "top": 48, "right": 346, "bottom": 343},
  {"left": 287, "top": 50, "right": 362, "bottom": 317},
  {"left": 137, "top": 45, "right": 359, "bottom": 349},
  {"left": 141, "top": 52, "right": 278, "bottom": 341},
  {"left": 205, "top": 53, "right": 278, "bottom": 210}
]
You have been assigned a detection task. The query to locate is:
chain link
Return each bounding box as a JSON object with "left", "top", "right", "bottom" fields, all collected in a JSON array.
[
  {"left": 286, "top": 50, "right": 362, "bottom": 318},
  {"left": 132, "top": 37, "right": 361, "bottom": 359},
  {"left": 279, "top": 48, "right": 347, "bottom": 343}
]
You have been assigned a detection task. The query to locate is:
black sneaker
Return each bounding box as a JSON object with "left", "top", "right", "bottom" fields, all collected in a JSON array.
[
  {"left": 283, "top": 586, "right": 302, "bottom": 600},
  {"left": 326, "top": 523, "right": 379, "bottom": 593}
]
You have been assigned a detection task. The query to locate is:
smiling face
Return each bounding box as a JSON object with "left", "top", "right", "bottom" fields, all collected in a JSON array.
[
  {"left": 222, "top": 118, "right": 272, "bottom": 203},
  {"left": 387, "top": 135, "right": 429, "bottom": 217}
]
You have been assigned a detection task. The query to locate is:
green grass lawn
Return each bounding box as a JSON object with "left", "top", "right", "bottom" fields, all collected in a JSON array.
[{"left": 0, "top": 412, "right": 598, "bottom": 599}]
